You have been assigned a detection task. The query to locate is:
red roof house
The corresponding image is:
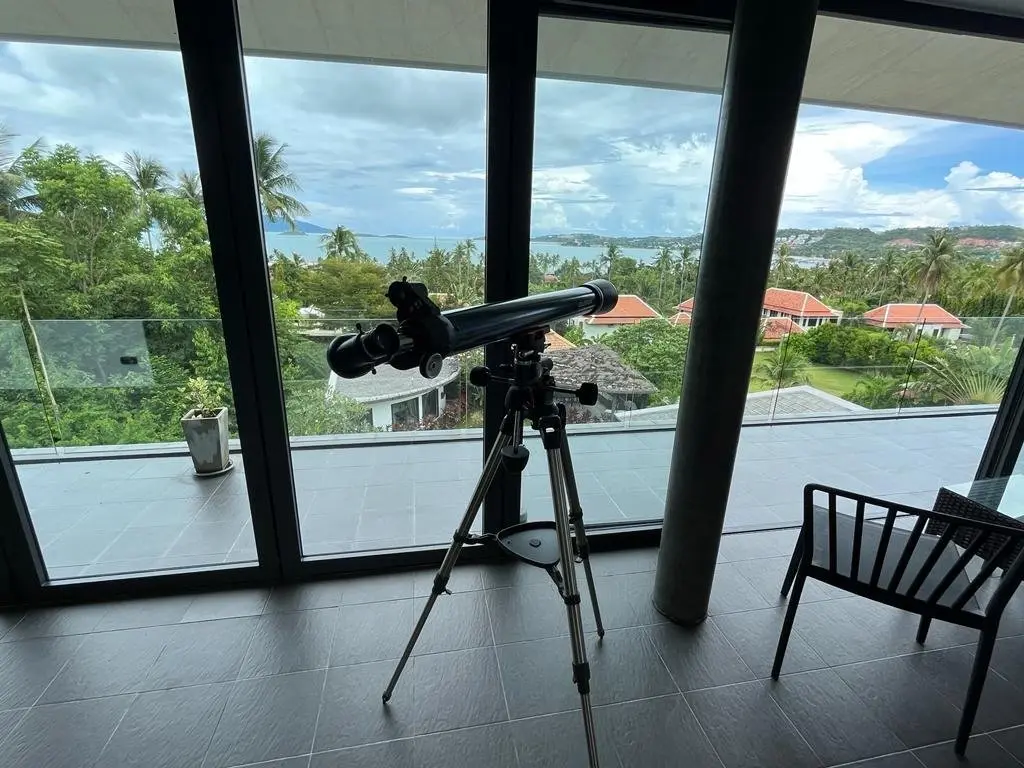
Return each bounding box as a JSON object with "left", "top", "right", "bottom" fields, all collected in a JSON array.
[
  {"left": 580, "top": 295, "right": 662, "bottom": 338},
  {"left": 677, "top": 288, "right": 839, "bottom": 329},
  {"left": 862, "top": 303, "right": 964, "bottom": 340}
]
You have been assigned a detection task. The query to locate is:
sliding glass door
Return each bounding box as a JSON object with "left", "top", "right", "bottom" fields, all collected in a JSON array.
[{"left": 0, "top": 2, "right": 259, "bottom": 581}]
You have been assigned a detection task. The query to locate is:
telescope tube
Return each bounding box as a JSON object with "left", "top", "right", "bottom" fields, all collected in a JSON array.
[{"left": 327, "top": 280, "right": 617, "bottom": 379}]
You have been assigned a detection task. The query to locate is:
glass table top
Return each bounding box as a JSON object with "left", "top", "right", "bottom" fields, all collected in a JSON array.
[{"left": 943, "top": 476, "right": 1024, "bottom": 522}]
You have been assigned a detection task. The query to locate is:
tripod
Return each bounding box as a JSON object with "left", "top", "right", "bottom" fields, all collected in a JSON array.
[{"left": 382, "top": 328, "right": 606, "bottom": 768}]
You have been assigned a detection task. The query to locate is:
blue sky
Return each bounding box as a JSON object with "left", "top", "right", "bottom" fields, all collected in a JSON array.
[{"left": 3, "top": 41, "right": 1024, "bottom": 237}]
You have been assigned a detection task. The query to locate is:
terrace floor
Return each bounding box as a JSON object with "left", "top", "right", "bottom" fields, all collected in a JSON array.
[
  {"left": 0, "top": 529, "right": 1022, "bottom": 767},
  {"left": 13, "top": 414, "right": 993, "bottom": 580}
]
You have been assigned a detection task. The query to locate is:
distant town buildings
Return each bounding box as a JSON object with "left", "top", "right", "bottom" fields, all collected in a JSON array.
[
  {"left": 577, "top": 294, "right": 662, "bottom": 339},
  {"left": 862, "top": 303, "right": 965, "bottom": 340}
]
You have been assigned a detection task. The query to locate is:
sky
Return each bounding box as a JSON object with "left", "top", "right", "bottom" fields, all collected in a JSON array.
[{"left": 3, "top": 40, "right": 1024, "bottom": 238}]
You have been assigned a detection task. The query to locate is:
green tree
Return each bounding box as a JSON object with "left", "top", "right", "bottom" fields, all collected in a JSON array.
[
  {"left": 991, "top": 246, "right": 1024, "bottom": 345},
  {"left": 175, "top": 170, "right": 203, "bottom": 206},
  {"left": 918, "top": 341, "right": 1015, "bottom": 405},
  {"left": 321, "top": 225, "right": 369, "bottom": 262},
  {"left": 600, "top": 320, "right": 689, "bottom": 403},
  {"left": 754, "top": 340, "right": 810, "bottom": 387},
  {"left": 772, "top": 242, "right": 792, "bottom": 287},
  {"left": 0, "top": 125, "right": 41, "bottom": 220},
  {"left": 906, "top": 229, "right": 959, "bottom": 308},
  {"left": 252, "top": 132, "right": 308, "bottom": 228}
]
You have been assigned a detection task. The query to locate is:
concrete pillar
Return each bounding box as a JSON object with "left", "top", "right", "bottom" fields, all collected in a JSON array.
[{"left": 653, "top": 0, "right": 820, "bottom": 624}]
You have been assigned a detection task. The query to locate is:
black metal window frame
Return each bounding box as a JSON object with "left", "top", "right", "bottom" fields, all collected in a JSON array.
[{"left": 4, "top": 0, "right": 1024, "bottom": 604}]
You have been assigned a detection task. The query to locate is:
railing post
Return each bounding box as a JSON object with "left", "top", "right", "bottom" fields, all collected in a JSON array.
[{"left": 653, "top": 0, "right": 819, "bottom": 624}]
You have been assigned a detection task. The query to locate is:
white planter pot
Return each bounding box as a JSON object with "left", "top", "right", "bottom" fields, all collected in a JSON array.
[{"left": 180, "top": 407, "right": 232, "bottom": 476}]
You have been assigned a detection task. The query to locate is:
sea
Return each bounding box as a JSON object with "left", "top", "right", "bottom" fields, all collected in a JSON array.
[{"left": 264, "top": 232, "right": 664, "bottom": 265}]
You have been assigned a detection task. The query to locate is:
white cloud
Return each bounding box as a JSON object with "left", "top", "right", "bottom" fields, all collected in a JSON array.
[{"left": 396, "top": 187, "right": 436, "bottom": 195}]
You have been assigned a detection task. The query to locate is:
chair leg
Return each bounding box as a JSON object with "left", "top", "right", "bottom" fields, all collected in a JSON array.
[
  {"left": 916, "top": 616, "right": 932, "bottom": 645},
  {"left": 956, "top": 629, "right": 998, "bottom": 756},
  {"left": 781, "top": 531, "right": 804, "bottom": 598},
  {"left": 772, "top": 569, "right": 807, "bottom": 680}
]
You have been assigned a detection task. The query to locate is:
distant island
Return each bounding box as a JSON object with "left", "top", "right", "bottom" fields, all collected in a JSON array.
[
  {"left": 536, "top": 225, "right": 1024, "bottom": 260},
  {"left": 262, "top": 218, "right": 331, "bottom": 235}
]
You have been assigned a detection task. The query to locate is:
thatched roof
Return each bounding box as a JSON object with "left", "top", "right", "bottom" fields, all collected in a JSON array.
[{"left": 547, "top": 344, "right": 657, "bottom": 396}]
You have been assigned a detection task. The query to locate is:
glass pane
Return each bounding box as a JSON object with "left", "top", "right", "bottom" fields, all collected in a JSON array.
[
  {"left": 525, "top": 18, "right": 728, "bottom": 527},
  {"left": 731, "top": 18, "right": 1024, "bottom": 533},
  {"left": 0, "top": 17, "right": 258, "bottom": 580},
  {"left": 239, "top": 0, "right": 488, "bottom": 556}
]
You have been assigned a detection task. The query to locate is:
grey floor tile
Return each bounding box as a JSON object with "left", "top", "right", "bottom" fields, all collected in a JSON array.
[
  {"left": 0, "top": 636, "right": 82, "bottom": 709},
  {"left": 96, "top": 525, "right": 180, "bottom": 561},
  {"left": 833, "top": 755, "right": 924, "bottom": 768},
  {"left": 205, "top": 670, "right": 325, "bottom": 768},
  {"left": 487, "top": 582, "right": 578, "bottom": 644},
  {"left": 713, "top": 606, "right": 828, "bottom": 678},
  {"left": 43, "top": 529, "right": 116, "bottom": 567},
  {"left": 599, "top": 695, "right": 725, "bottom": 768},
  {"left": 181, "top": 589, "right": 270, "bottom": 622},
  {"left": 264, "top": 582, "right": 346, "bottom": 614},
  {"left": 708, "top": 563, "right": 773, "bottom": 615},
  {"left": 834, "top": 656, "right": 966, "bottom": 749},
  {"left": 2, "top": 603, "right": 107, "bottom": 641},
  {"left": 240, "top": 759, "right": 310, "bottom": 768},
  {"left": 718, "top": 529, "right": 801, "bottom": 562},
  {"left": 731, "top": 555, "right": 842, "bottom": 604},
  {"left": 794, "top": 597, "right": 976, "bottom": 667},
  {"left": 905, "top": 645, "right": 1024, "bottom": 734},
  {"left": 992, "top": 635, "right": 1024, "bottom": 688},
  {"left": 913, "top": 735, "right": 1023, "bottom": 767},
  {"left": 508, "top": 709, "right": 618, "bottom": 768},
  {"left": 92, "top": 595, "right": 195, "bottom": 632},
  {"left": 0, "top": 610, "right": 24, "bottom": 641},
  {"left": 331, "top": 599, "right": 414, "bottom": 666},
  {"left": 767, "top": 668, "right": 906, "bottom": 765},
  {"left": 0, "top": 707, "right": 26, "bottom": 742},
  {"left": 586, "top": 571, "right": 654, "bottom": 631},
  {"left": 646, "top": 619, "right": 756, "bottom": 691},
  {"left": 686, "top": 680, "right": 820, "bottom": 768},
  {"left": 315, "top": 648, "right": 507, "bottom": 752},
  {"left": 587, "top": 548, "right": 659, "bottom": 577},
  {"left": 166, "top": 520, "right": 244, "bottom": 557},
  {"left": 994, "top": 726, "right": 1024, "bottom": 763},
  {"left": 96, "top": 683, "right": 231, "bottom": 768},
  {"left": 39, "top": 626, "right": 167, "bottom": 703},
  {"left": 496, "top": 626, "right": 675, "bottom": 718},
  {"left": 240, "top": 608, "right": 338, "bottom": 678},
  {"left": 2, "top": 694, "right": 133, "bottom": 768},
  {"left": 311, "top": 723, "right": 518, "bottom": 768},
  {"left": 144, "top": 617, "right": 257, "bottom": 689},
  {"left": 480, "top": 561, "right": 554, "bottom": 590},
  {"left": 411, "top": 565, "right": 483, "bottom": 597},
  {"left": 339, "top": 572, "right": 416, "bottom": 605}
]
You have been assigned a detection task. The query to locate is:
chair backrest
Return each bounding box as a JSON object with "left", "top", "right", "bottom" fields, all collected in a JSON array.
[{"left": 803, "top": 484, "right": 1024, "bottom": 623}]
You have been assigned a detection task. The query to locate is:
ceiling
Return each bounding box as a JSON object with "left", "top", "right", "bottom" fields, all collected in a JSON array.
[{"left": 3, "top": 0, "right": 1024, "bottom": 128}]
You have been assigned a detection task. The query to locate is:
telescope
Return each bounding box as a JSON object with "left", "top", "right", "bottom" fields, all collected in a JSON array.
[{"left": 327, "top": 279, "right": 618, "bottom": 379}]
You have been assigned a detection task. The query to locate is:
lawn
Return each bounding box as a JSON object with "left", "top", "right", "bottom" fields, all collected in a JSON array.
[{"left": 747, "top": 352, "right": 867, "bottom": 399}]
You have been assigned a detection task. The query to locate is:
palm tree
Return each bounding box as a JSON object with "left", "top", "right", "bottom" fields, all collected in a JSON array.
[
  {"left": 320, "top": 225, "right": 368, "bottom": 262},
  {"left": 252, "top": 132, "right": 308, "bottom": 229},
  {"left": 654, "top": 245, "right": 674, "bottom": 303},
  {"left": 121, "top": 151, "right": 168, "bottom": 254},
  {"left": 754, "top": 341, "right": 810, "bottom": 388},
  {"left": 601, "top": 244, "right": 622, "bottom": 282},
  {"left": 0, "top": 125, "right": 41, "bottom": 220},
  {"left": 905, "top": 229, "right": 959, "bottom": 331},
  {"left": 991, "top": 246, "right": 1024, "bottom": 345},
  {"left": 175, "top": 171, "right": 203, "bottom": 206},
  {"left": 773, "top": 242, "right": 793, "bottom": 287}
]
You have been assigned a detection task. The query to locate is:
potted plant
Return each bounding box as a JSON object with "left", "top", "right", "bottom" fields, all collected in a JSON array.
[{"left": 180, "top": 376, "right": 233, "bottom": 476}]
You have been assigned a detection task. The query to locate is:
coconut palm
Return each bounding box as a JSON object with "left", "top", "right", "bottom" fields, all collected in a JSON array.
[
  {"left": 754, "top": 340, "right": 810, "bottom": 388},
  {"left": 252, "top": 132, "right": 308, "bottom": 228},
  {"left": 773, "top": 242, "right": 793, "bottom": 286},
  {"left": 0, "top": 125, "right": 41, "bottom": 220},
  {"left": 919, "top": 341, "right": 1015, "bottom": 405},
  {"left": 991, "top": 246, "right": 1024, "bottom": 345},
  {"left": 175, "top": 171, "right": 203, "bottom": 206},
  {"left": 654, "top": 245, "right": 674, "bottom": 303},
  {"left": 320, "top": 225, "right": 368, "bottom": 262},
  {"left": 906, "top": 230, "right": 959, "bottom": 305},
  {"left": 121, "top": 151, "right": 168, "bottom": 254}
]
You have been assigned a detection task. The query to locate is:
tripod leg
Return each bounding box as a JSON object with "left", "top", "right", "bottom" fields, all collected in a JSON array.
[
  {"left": 543, "top": 419, "right": 600, "bottom": 768},
  {"left": 557, "top": 416, "right": 604, "bottom": 638},
  {"left": 382, "top": 427, "right": 511, "bottom": 703}
]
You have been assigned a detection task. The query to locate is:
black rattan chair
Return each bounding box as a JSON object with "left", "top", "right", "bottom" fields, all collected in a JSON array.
[{"left": 772, "top": 483, "right": 1024, "bottom": 756}]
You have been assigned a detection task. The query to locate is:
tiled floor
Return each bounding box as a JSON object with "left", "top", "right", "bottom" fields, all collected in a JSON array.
[
  {"left": 14, "top": 414, "right": 991, "bottom": 580},
  {"left": 0, "top": 529, "right": 1022, "bottom": 767}
]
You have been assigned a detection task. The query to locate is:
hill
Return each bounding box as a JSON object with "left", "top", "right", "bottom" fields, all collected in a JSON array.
[{"left": 262, "top": 218, "right": 331, "bottom": 234}]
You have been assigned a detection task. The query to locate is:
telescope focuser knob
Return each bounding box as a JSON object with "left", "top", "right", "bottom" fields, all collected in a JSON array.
[
  {"left": 469, "top": 366, "right": 491, "bottom": 387},
  {"left": 577, "top": 383, "right": 598, "bottom": 406}
]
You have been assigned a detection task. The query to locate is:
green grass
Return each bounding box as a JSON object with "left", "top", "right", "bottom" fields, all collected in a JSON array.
[
  {"left": 746, "top": 353, "right": 868, "bottom": 398},
  {"left": 805, "top": 365, "right": 865, "bottom": 398}
]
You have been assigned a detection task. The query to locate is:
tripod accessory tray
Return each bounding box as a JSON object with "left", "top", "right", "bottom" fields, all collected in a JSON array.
[{"left": 496, "top": 521, "right": 561, "bottom": 569}]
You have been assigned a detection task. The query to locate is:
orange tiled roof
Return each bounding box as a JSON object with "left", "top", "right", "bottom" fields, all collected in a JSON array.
[
  {"left": 862, "top": 303, "right": 964, "bottom": 329},
  {"left": 668, "top": 311, "right": 691, "bottom": 327},
  {"left": 586, "top": 294, "right": 662, "bottom": 325},
  {"left": 762, "top": 288, "right": 839, "bottom": 318},
  {"left": 677, "top": 298, "right": 695, "bottom": 312},
  {"left": 762, "top": 317, "right": 805, "bottom": 341},
  {"left": 545, "top": 330, "right": 576, "bottom": 350}
]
